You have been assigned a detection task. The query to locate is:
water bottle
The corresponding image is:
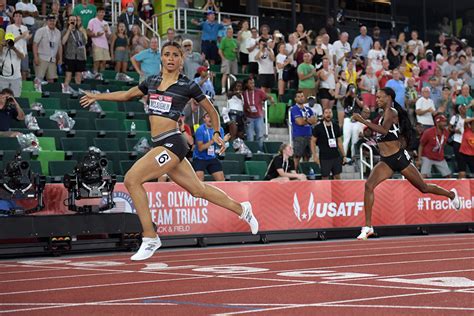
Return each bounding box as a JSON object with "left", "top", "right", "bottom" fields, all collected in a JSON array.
[
  {"left": 130, "top": 122, "right": 136, "bottom": 133},
  {"left": 308, "top": 168, "right": 315, "bottom": 180}
]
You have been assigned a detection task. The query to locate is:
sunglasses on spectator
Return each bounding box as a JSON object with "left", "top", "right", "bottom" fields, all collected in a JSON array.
[{"left": 184, "top": 44, "right": 191, "bottom": 47}]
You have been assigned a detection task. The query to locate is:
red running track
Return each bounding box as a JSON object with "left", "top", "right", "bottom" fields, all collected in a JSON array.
[{"left": 0, "top": 234, "right": 474, "bottom": 315}]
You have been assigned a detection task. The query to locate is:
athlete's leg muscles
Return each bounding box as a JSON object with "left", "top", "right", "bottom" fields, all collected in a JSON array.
[
  {"left": 401, "top": 164, "right": 454, "bottom": 199},
  {"left": 124, "top": 147, "right": 180, "bottom": 237},
  {"left": 363, "top": 162, "right": 394, "bottom": 227}
]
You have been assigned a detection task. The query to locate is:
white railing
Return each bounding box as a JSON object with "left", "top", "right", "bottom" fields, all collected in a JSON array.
[
  {"left": 287, "top": 108, "right": 293, "bottom": 147},
  {"left": 111, "top": 0, "right": 121, "bottom": 28},
  {"left": 263, "top": 100, "right": 269, "bottom": 140},
  {"left": 359, "top": 143, "right": 374, "bottom": 179},
  {"left": 139, "top": 18, "right": 161, "bottom": 47}
]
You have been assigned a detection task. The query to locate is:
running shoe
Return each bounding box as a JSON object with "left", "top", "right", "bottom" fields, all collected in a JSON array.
[
  {"left": 240, "top": 202, "right": 259, "bottom": 235},
  {"left": 451, "top": 188, "right": 461, "bottom": 211},
  {"left": 357, "top": 226, "right": 374, "bottom": 240},
  {"left": 130, "top": 235, "right": 162, "bottom": 261}
]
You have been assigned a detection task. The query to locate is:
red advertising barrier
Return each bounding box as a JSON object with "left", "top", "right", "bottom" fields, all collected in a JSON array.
[{"left": 21, "top": 180, "right": 474, "bottom": 236}]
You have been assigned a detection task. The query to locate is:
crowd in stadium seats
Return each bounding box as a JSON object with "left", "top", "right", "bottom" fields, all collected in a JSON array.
[{"left": 0, "top": 0, "right": 473, "bottom": 181}]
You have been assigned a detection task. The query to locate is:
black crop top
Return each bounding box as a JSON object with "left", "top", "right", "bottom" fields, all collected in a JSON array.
[
  {"left": 376, "top": 112, "right": 401, "bottom": 143},
  {"left": 138, "top": 73, "right": 207, "bottom": 121}
]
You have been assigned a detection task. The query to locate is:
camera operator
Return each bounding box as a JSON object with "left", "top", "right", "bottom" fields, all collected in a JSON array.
[
  {"left": 61, "top": 15, "right": 87, "bottom": 93},
  {"left": 0, "top": 33, "right": 25, "bottom": 97},
  {"left": 5, "top": 11, "right": 31, "bottom": 81},
  {"left": 0, "top": 88, "right": 25, "bottom": 137},
  {"left": 342, "top": 84, "right": 364, "bottom": 160}
]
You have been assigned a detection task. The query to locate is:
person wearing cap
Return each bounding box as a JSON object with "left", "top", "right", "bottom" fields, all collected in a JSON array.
[
  {"left": 191, "top": 10, "right": 223, "bottom": 65},
  {"left": 218, "top": 27, "right": 238, "bottom": 95},
  {"left": 118, "top": 2, "right": 139, "bottom": 36},
  {"left": 183, "top": 39, "right": 206, "bottom": 80},
  {"left": 32, "top": 14, "right": 62, "bottom": 87},
  {"left": 131, "top": 36, "right": 160, "bottom": 82},
  {"left": 419, "top": 49, "right": 437, "bottom": 83},
  {"left": 417, "top": 114, "right": 451, "bottom": 178},
  {"left": 192, "top": 112, "right": 230, "bottom": 182},
  {"left": 0, "top": 32, "right": 25, "bottom": 97},
  {"left": 415, "top": 86, "right": 436, "bottom": 129},
  {"left": 449, "top": 104, "right": 468, "bottom": 178},
  {"left": 72, "top": 0, "right": 96, "bottom": 34},
  {"left": 194, "top": 66, "right": 215, "bottom": 101}
]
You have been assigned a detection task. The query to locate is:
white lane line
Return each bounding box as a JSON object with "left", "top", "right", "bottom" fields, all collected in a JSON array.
[
  {"left": 0, "top": 271, "right": 130, "bottom": 284},
  {"left": 318, "top": 303, "right": 474, "bottom": 311}
]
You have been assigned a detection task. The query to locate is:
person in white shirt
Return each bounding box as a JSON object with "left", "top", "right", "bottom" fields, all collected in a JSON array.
[
  {"left": 15, "top": 0, "right": 38, "bottom": 31},
  {"left": 415, "top": 87, "right": 436, "bottom": 128},
  {"left": 276, "top": 42, "right": 289, "bottom": 101},
  {"left": 246, "top": 27, "right": 259, "bottom": 76},
  {"left": 33, "top": 15, "right": 62, "bottom": 85},
  {"left": 237, "top": 20, "right": 251, "bottom": 74},
  {"left": 321, "top": 33, "right": 334, "bottom": 67},
  {"left": 5, "top": 11, "right": 31, "bottom": 80},
  {"left": 407, "top": 30, "right": 425, "bottom": 58},
  {"left": 367, "top": 40, "right": 386, "bottom": 72},
  {"left": 0, "top": 33, "right": 25, "bottom": 97},
  {"left": 332, "top": 32, "right": 351, "bottom": 67},
  {"left": 255, "top": 38, "right": 275, "bottom": 94}
]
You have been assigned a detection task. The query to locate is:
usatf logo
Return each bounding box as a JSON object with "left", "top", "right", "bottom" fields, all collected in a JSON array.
[
  {"left": 103, "top": 191, "right": 135, "bottom": 214},
  {"left": 293, "top": 193, "right": 315, "bottom": 222}
]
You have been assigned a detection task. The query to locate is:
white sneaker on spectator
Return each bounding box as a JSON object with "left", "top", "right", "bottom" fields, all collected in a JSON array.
[
  {"left": 357, "top": 226, "right": 374, "bottom": 240},
  {"left": 240, "top": 202, "right": 259, "bottom": 234},
  {"left": 130, "top": 236, "right": 162, "bottom": 261},
  {"left": 221, "top": 88, "right": 226, "bottom": 95},
  {"left": 62, "top": 83, "right": 71, "bottom": 94},
  {"left": 451, "top": 188, "right": 461, "bottom": 210}
]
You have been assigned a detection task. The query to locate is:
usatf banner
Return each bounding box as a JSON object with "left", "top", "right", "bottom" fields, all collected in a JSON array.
[{"left": 24, "top": 180, "right": 474, "bottom": 236}]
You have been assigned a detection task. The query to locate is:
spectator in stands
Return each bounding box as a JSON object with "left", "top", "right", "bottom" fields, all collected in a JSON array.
[
  {"left": 367, "top": 40, "right": 385, "bottom": 72},
  {"left": 264, "top": 143, "right": 306, "bottom": 181},
  {"left": 227, "top": 81, "right": 245, "bottom": 140},
  {"left": 418, "top": 114, "right": 451, "bottom": 178},
  {"left": 276, "top": 42, "right": 290, "bottom": 101},
  {"left": 456, "top": 84, "right": 474, "bottom": 118},
  {"left": 323, "top": 16, "right": 339, "bottom": 44},
  {"left": 15, "top": 0, "right": 38, "bottom": 32},
  {"left": 110, "top": 22, "right": 129, "bottom": 78},
  {"left": 0, "top": 32, "right": 24, "bottom": 98},
  {"left": 297, "top": 52, "right": 317, "bottom": 99},
  {"left": 376, "top": 59, "right": 391, "bottom": 89},
  {"left": 138, "top": 0, "right": 155, "bottom": 27},
  {"left": 0, "top": 88, "right": 24, "bottom": 137},
  {"left": 447, "top": 70, "right": 463, "bottom": 93},
  {"left": 61, "top": 14, "right": 87, "bottom": 93},
  {"left": 345, "top": 58, "right": 359, "bottom": 86},
  {"left": 255, "top": 38, "right": 275, "bottom": 94},
  {"left": 416, "top": 86, "right": 436, "bottom": 129},
  {"left": 294, "top": 23, "right": 312, "bottom": 45},
  {"left": 0, "top": 0, "right": 14, "bottom": 30},
  {"left": 372, "top": 26, "right": 383, "bottom": 44},
  {"left": 243, "top": 77, "right": 268, "bottom": 151},
  {"left": 295, "top": 40, "right": 309, "bottom": 65},
  {"left": 162, "top": 28, "right": 176, "bottom": 47},
  {"left": 290, "top": 91, "right": 318, "bottom": 171},
  {"left": 191, "top": 10, "right": 223, "bottom": 65},
  {"left": 311, "top": 36, "right": 327, "bottom": 71},
  {"left": 408, "top": 30, "right": 425, "bottom": 58},
  {"left": 194, "top": 66, "right": 215, "bottom": 101},
  {"left": 457, "top": 55, "right": 471, "bottom": 82},
  {"left": 438, "top": 86, "right": 454, "bottom": 117},
  {"left": 334, "top": 70, "right": 349, "bottom": 128},
  {"left": 359, "top": 66, "right": 379, "bottom": 112},
  {"left": 33, "top": 15, "right": 62, "bottom": 88},
  {"left": 442, "top": 55, "right": 457, "bottom": 77},
  {"left": 332, "top": 32, "right": 351, "bottom": 67},
  {"left": 386, "top": 35, "right": 401, "bottom": 70},
  {"left": 419, "top": 49, "right": 436, "bottom": 84},
  {"left": 51, "top": 0, "right": 64, "bottom": 31},
  {"left": 72, "top": 0, "right": 96, "bottom": 35},
  {"left": 319, "top": 57, "right": 336, "bottom": 110},
  {"left": 259, "top": 24, "right": 274, "bottom": 49},
  {"left": 88, "top": 8, "right": 111, "bottom": 76},
  {"left": 449, "top": 104, "right": 467, "bottom": 178},
  {"left": 352, "top": 25, "right": 373, "bottom": 59},
  {"left": 130, "top": 24, "right": 149, "bottom": 55},
  {"left": 118, "top": 2, "right": 139, "bottom": 36},
  {"left": 385, "top": 68, "right": 405, "bottom": 109},
  {"left": 237, "top": 20, "right": 250, "bottom": 74},
  {"left": 217, "top": 15, "right": 233, "bottom": 43},
  {"left": 428, "top": 76, "right": 442, "bottom": 108},
  {"left": 5, "top": 11, "right": 30, "bottom": 81},
  {"left": 192, "top": 112, "right": 230, "bottom": 181},
  {"left": 341, "top": 84, "right": 364, "bottom": 159},
  {"left": 131, "top": 36, "right": 160, "bottom": 82},
  {"left": 183, "top": 99, "right": 205, "bottom": 134},
  {"left": 203, "top": 0, "right": 220, "bottom": 12},
  {"left": 459, "top": 117, "right": 474, "bottom": 176},
  {"left": 246, "top": 27, "right": 259, "bottom": 76},
  {"left": 183, "top": 39, "right": 205, "bottom": 80},
  {"left": 405, "top": 77, "right": 419, "bottom": 123},
  {"left": 311, "top": 107, "right": 346, "bottom": 180},
  {"left": 438, "top": 16, "right": 453, "bottom": 36},
  {"left": 219, "top": 27, "right": 238, "bottom": 95},
  {"left": 403, "top": 52, "right": 416, "bottom": 78}
]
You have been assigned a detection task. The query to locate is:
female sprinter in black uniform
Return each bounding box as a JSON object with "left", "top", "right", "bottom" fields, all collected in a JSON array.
[
  {"left": 80, "top": 42, "right": 259, "bottom": 260},
  {"left": 352, "top": 87, "right": 461, "bottom": 240}
]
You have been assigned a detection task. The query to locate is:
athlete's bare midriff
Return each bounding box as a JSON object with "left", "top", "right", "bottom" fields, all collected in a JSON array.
[
  {"left": 378, "top": 140, "right": 401, "bottom": 157},
  {"left": 149, "top": 115, "right": 179, "bottom": 136}
]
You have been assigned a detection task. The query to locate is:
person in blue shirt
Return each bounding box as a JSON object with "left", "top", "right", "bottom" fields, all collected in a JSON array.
[
  {"left": 194, "top": 66, "right": 215, "bottom": 101},
  {"left": 191, "top": 11, "right": 223, "bottom": 64},
  {"left": 131, "top": 37, "right": 161, "bottom": 82},
  {"left": 192, "top": 112, "right": 230, "bottom": 181},
  {"left": 290, "top": 91, "right": 318, "bottom": 171},
  {"left": 385, "top": 68, "right": 406, "bottom": 109},
  {"left": 352, "top": 25, "right": 373, "bottom": 58}
]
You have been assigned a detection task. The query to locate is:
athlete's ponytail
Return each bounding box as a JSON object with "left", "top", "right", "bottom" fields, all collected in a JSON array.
[{"left": 381, "top": 87, "right": 413, "bottom": 148}]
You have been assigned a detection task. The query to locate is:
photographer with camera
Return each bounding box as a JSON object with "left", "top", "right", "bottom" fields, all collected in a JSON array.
[
  {"left": 61, "top": 15, "right": 87, "bottom": 93},
  {"left": 5, "top": 11, "right": 31, "bottom": 82},
  {"left": 0, "top": 88, "right": 25, "bottom": 137},
  {"left": 0, "top": 32, "right": 25, "bottom": 97}
]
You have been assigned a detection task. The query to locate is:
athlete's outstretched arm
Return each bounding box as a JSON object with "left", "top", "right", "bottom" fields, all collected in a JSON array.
[
  {"left": 80, "top": 86, "right": 145, "bottom": 108},
  {"left": 352, "top": 108, "right": 396, "bottom": 136}
]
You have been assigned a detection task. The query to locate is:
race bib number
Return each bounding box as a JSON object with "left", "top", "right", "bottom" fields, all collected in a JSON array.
[
  {"left": 250, "top": 105, "right": 258, "bottom": 113},
  {"left": 193, "top": 124, "right": 200, "bottom": 132},
  {"left": 328, "top": 138, "right": 337, "bottom": 148},
  {"left": 207, "top": 145, "right": 215, "bottom": 156},
  {"left": 149, "top": 94, "right": 172, "bottom": 113}
]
